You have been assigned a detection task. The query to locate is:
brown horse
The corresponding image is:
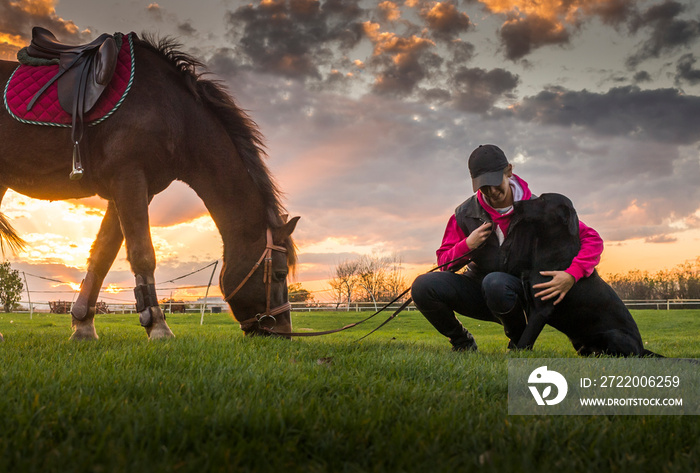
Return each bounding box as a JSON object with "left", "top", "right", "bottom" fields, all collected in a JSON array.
[{"left": 0, "top": 34, "right": 298, "bottom": 340}]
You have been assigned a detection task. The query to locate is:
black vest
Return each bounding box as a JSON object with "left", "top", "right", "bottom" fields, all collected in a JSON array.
[{"left": 453, "top": 194, "right": 536, "bottom": 279}]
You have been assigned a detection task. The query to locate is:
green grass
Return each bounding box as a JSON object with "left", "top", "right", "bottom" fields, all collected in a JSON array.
[{"left": 0, "top": 310, "right": 698, "bottom": 473}]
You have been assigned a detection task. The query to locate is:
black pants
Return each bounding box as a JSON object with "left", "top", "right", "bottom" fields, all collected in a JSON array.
[{"left": 411, "top": 271, "right": 527, "bottom": 343}]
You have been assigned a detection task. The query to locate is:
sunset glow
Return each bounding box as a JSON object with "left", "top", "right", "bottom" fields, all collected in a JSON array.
[{"left": 0, "top": 0, "right": 698, "bottom": 305}]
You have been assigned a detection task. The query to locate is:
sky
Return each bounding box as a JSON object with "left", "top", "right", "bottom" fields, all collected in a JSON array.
[{"left": 1, "top": 0, "right": 699, "bottom": 305}]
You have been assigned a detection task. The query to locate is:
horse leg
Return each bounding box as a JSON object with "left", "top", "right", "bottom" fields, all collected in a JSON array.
[
  {"left": 0, "top": 187, "right": 9, "bottom": 341},
  {"left": 111, "top": 177, "right": 173, "bottom": 339},
  {"left": 70, "top": 201, "right": 123, "bottom": 340}
]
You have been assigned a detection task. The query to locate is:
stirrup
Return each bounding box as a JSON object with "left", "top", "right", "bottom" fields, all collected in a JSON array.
[{"left": 70, "top": 141, "right": 84, "bottom": 180}]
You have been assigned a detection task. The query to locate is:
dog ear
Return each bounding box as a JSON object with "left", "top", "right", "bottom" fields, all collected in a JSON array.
[{"left": 565, "top": 204, "right": 579, "bottom": 236}]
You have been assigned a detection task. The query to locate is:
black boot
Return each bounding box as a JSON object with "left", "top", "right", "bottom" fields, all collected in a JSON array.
[
  {"left": 451, "top": 327, "right": 478, "bottom": 352},
  {"left": 420, "top": 308, "right": 478, "bottom": 352},
  {"left": 495, "top": 303, "right": 528, "bottom": 349}
]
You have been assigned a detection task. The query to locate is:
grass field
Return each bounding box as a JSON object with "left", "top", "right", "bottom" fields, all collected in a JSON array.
[{"left": 0, "top": 309, "right": 698, "bottom": 472}]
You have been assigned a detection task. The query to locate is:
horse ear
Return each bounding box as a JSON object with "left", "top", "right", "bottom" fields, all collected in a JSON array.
[
  {"left": 280, "top": 214, "right": 289, "bottom": 223},
  {"left": 274, "top": 216, "right": 300, "bottom": 241}
]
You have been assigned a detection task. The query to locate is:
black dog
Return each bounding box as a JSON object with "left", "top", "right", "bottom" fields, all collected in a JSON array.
[{"left": 500, "top": 193, "right": 658, "bottom": 357}]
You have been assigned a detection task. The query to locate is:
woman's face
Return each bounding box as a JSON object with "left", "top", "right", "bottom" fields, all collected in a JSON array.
[{"left": 480, "top": 165, "right": 513, "bottom": 208}]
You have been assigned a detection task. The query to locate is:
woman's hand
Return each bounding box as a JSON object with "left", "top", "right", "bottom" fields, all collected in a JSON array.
[
  {"left": 532, "top": 271, "right": 575, "bottom": 305},
  {"left": 466, "top": 222, "right": 492, "bottom": 250}
]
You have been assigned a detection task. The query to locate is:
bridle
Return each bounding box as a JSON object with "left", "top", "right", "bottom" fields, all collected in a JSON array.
[{"left": 224, "top": 228, "right": 291, "bottom": 332}]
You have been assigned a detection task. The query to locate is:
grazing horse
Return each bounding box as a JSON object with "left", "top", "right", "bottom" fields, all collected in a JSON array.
[{"left": 0, "top": 33, "right": 298, "bottom": 340}]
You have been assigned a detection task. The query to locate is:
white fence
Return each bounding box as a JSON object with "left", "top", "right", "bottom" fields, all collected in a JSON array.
[
  {"left": 620, "top": 299, "right": 700, "bottom": 310},
  {"left": 13, "top": 301, "right": 228, "bottom": 315},
  {"left": 11, "top": 299, "right": 700, "bottom": 315},
  {"left": 292, "top": 300, "right": 700, "bottom": 312}
]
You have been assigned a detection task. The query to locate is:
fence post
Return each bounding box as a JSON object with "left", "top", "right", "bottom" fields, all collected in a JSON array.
[
  {"left": 201, "top": 260, "right": 219, "bottom": 325},
  {"left": 23, "top": 272, "right": 32, "bottom": 320}
]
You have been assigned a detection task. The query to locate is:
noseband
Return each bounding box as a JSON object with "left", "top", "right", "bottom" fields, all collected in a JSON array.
[{"left": 224, "top": 228, "right": 291, "bottom": 332}]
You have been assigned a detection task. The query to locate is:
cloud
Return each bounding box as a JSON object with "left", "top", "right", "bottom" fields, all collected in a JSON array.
[
  {"left": 417, "top": 1, "right": 473, "bottom": 42},
  {"left": 478, "top": 0, "right": 638, "bottom": 60},
  {"left": 377, "top": 1, "right": 401, "bottom": 22},
  {"left": 510, "top": 85, "right": 700, "bottom": 145},
  {"left": 645, "top": 234, "right": 678, "bottom": 243},
  {"left": 626, "top": 0, "right": 700, "bottom": 67},
  {"left": 583, "top": 0, "right": 637, "bottom": 25},
  {"left": 363, "top": 21, "right": 440, "bottom": 96},
  {"left": 147, "top": 3, "right": 163, "bottom": 21},
  {"left": 177, "top": 21, "right": 197, "bottom": 36},
  {"left": 499, "top": 13, "right": 571, "bottom": 61},
  {"left": 219, "top": 1, "right": 478, "bottom": 99},
  {"left": 675, "top": 53, "right": 700, "bottom": 86},
  {"left": 148, "top": 182, "right": 209, "bottom": 227},
  {"left": 633, "top": 70, "right": 652, "bottom": 83},
  {"left": 224, "top": 0, "right": 365, "bottom": 80},
  {"left": 0, "top": 0, "right": 87, "bottom": 59},
  {"left": 449, "top": 66, "right": 519, "bottom": 112}
]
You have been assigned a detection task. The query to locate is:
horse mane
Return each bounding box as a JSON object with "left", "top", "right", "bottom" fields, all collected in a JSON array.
[{"left": 137, "top": 34, "right": 297, "bottom": 268}]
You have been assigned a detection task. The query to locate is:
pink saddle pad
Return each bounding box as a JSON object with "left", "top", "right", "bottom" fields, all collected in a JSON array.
[{"left": 3, "top": 33, "right": 134, "bottom": 126}]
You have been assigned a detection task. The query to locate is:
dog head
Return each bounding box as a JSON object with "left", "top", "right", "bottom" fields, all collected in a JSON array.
[
  {"left": 504, "top": 193, "right": 581, "bottom": 274},
  {"left": 515, "top": 193, "right": 579, "bottom": 239}
]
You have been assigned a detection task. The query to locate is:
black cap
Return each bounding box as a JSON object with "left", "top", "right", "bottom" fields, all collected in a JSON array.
[{"left": 468, "top": 144, "right": 509, "bottom": 192}]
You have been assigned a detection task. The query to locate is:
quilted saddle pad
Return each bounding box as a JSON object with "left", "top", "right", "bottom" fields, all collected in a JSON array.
[{"left": 3, "top": 33, "right": 135, "bottom": 127}]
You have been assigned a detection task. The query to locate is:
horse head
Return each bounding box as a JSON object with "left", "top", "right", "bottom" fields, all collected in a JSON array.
[{"left": 223, "top": 216, "right": 300, "bottom": 338}]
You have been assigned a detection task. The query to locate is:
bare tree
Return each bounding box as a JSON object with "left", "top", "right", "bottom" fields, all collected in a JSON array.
[
  {"left": 329, "top": 253, "right": 409, "bottom": 309},
  {"left": 328, "top": 259, "right": 360, "bottom": 310},
  {"left": 384, "top": 253, "right": 408, "bottom": 301},
  {"left": 356, "top": 254, "right": 386, "bottom": 308}
]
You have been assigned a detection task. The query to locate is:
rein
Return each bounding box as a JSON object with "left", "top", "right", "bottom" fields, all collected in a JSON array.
[{"left": 243, "top": 248, "right": 473, "bottom": 339}]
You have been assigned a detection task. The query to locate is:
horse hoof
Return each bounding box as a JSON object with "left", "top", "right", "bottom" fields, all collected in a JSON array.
[
  {"left": 147, "top": 319, "right": 175, "bottom": 340},
  {"left": 148, "top": 326, "right": 175, "bottom": 340},
  {"left": 70, "top": 318, "right": 99, "bottom": 341},
  {"left": 0, "top": 332, "right": 4, "bottom": 342}
]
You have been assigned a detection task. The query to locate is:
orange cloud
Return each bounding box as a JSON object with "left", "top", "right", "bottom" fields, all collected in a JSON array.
[
  {"left": 9, "top": 0, "right": 80, "bottom": 32},
  {"left": 378, "top": 1, "right": 401, "bottom": 22},
  {"left": 479, "top": 0, "right": 570, "bottom": 20},
  {"left": 363, "top": 21, "right": 435, "bottom": 57},
  {"left": 414, "top": 1, "right": 473, "bottom": 41},
  {"left": 619, "top": 199, "right": 649, "bottom": 225},
  {"left": 477, "top": 0, "right": 626, "bottom": 59},
  {"left": 0, "top": 32, "right": 24, "bottom": 48},
  {"left": 479, "top": 0, "right": 627, "bottom": 25},
  {"left": 0, "top": 0, "right": 84, "bottom": 59},
  {"left": 0, "top": 32, "right": 25, "bottom": 59},
  {"left": 10, "top": 0, "right": 54, "bottom": 16}
]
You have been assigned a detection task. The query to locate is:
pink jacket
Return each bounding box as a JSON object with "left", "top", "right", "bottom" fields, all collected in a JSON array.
[{"left": 437, "top": 175, "right": 603, "bottom": 281}]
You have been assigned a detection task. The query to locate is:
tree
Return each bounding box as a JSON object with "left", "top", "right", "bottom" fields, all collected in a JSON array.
[
  {"left": 383, "top": 253, "right": 408, "bottom": 300},
  {"left": 0, "top": 261, "right": 24, "bottom": 313},
  {"left": 356, "top": 254, "right": 385, "bottom": 308},
  {"left": 604, "top": 256, "right": 700, "bottom": 300},
  {"left": 328, "top": 259, "right": 360, "bottom": 310},
  {"left": 288, "top": 283, "right": 313, "bottom": 303},
  {"left": 328, "top": 253, "right": 409, "bottom": 309}
]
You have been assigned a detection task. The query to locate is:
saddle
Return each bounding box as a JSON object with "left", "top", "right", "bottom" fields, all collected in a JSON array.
[{"left": 25, "top": 27, "right": 119, "bottom": 180}]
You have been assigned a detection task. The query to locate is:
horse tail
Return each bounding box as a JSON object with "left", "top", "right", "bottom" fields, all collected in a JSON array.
[{"left": 0, "top": 212, "right": 26, "bottom": 255}]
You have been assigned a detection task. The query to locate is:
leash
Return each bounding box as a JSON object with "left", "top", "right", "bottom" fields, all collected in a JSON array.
[
  {"left": 262, "top": 251, "right": 472, "bottom": 339},
  {"left": 264, "top": 287, "right": 412, "bottom": 338}
]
